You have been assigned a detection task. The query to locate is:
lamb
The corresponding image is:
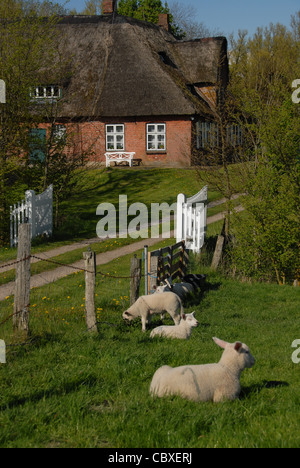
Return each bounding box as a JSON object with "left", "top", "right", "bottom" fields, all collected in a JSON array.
[
  {"left": 149, "top": 337, "right": 255, "bottom": 402},
  {"left": 150, "top": 312, "right": 199, "bottom": 340},
  {"left": 122, "top": 292, "right": 183, "bottom": 332}
]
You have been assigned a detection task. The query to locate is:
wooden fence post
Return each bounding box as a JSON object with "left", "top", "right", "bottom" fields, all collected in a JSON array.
[
  {"left": 130, "top": 255, "right": 141, "bottom": 305},
  {"left": 83, "top": 248, "right": 98, "bottom": 333},
  {"left": 148, "top": 253, "right": 158, "bottom": 293},
  {"left": 211, "top": 235, "right": 225, "bottom": 270},
  {"left": 13, "top": 223, "right": 31, "bottom": 337},
  {"left": 144, "top": 245, "right": 148, "bottom": 295}
]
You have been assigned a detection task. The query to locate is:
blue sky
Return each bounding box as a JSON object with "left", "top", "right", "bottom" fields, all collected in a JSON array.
[{"left": 59, "top": 0, "right": 299, "bottom": 38}]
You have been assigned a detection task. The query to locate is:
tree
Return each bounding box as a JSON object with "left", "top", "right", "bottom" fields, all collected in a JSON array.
[
  {"left": 169, "top": 1, "right": 223, "bottom": 40},
  {"left": 117, "top": 0, "right": 182, "bottom": 35},
  {"left": 80, "top": 0, "right": 103, "bottom": 15},
  {"left": 0, "top": 0, "right": 72, "bottom": 244},
  {"left": 225, "top": 17, "right": 300, "bottom": 284},
  {"left": 0, "top": 1, "right": 61, "bottom": 243}
]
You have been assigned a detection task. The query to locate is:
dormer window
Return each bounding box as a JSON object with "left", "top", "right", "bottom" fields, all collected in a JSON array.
[{"left": 31, "top": 85, "right": 62, "bottom": 100}]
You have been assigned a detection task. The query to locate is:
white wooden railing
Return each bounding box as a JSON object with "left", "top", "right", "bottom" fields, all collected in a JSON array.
[
  {"left": 176, "top": 186, "right": 208, "bottom": 253},
  {"left": 10, "top": 185, "right": 53, "bottom": 247}
]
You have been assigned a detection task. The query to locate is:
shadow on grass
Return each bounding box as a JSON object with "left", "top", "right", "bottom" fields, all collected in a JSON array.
[
  {"left": 0, "top": 373, "right": 100, "bottom": 412},
  {"left": 240, "top": 380, "right": 289, "bottom": 399},
  {"left": 183, "top": 280, "right": 222, "bottom": 309}
]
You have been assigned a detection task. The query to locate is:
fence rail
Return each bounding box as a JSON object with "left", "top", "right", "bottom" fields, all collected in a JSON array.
[{"left": 146, "top": 240, "right": 189, "bottom": 294}]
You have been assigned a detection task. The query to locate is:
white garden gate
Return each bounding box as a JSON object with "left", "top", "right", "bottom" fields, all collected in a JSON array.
[
  {"left": 176, "top": 186, "right": 208, "bottom": 253},
  {"left": 10, "top": 185, "right": 53, "bottom": 247}
]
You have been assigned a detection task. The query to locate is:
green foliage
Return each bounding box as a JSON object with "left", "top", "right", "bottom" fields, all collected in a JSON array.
[
  {"left": 117, "top": 0, "right": 183, "bottom": 37},
  {"left": 0, "top": 2, "right": 60, "bottom": 243},
  {"left": 226, "top": 17, "right": 300, "bottom": 284}
]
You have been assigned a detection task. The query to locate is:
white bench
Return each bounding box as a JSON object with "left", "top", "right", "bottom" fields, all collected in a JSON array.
[{"left": 105, "top": 152, "right": 135, "bottom": 167}]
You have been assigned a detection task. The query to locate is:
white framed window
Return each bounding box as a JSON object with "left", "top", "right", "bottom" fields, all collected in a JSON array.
[
  {"left": 147, "top": 123, "right": 166, "bottom": 151},
  {"left": 52, "top": 124, "right": 67, "bottom": 144},
  {"left": 106, "top": 124, "right": 125, "bottom": 151},
  {"left": 31, "top": 85, "right": 62, "bottom": 100}
]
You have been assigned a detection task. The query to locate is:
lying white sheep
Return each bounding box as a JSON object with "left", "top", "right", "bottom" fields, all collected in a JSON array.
[
  {"left": 150, "top": 312, "right": 199, "bottom": 340},
  {"left": 122, "top": 292, "right": 183, "bottom": 332},
  {"left": 149, "top": 337, "right": 255, "bottom": 402}
]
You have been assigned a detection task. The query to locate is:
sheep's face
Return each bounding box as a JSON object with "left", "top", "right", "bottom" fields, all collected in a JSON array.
[
  {"left": 183, "top": 312, "right": 199, "bottom": 328},
  {"left": 213, "top": 337, "right": 255, "bottom": 370},
  {"left": 123, "top": 311, "right": 134, "bottom": 322},
  {"left": 236, "top": 343, "right": 255, "bottom": 369}
]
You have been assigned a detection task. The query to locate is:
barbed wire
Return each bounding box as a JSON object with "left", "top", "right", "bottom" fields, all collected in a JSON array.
[{"left": 0, "top": 253, "right": 147, "bottom": 279}]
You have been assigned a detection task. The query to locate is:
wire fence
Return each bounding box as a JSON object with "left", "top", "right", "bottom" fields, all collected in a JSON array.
[
  {"left": 0, "top": 247, "right": 153, "bottom": 346},
  {"left": 0, "top": 231, "right": 190, "bottom": 359}
]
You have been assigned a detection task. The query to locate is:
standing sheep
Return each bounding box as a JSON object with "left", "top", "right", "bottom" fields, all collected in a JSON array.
[
  {"left": 150, "top": 312, "right": 199, "bottom": 340},
  {"left": 122, "top": 292, "right": 183, "bottom": 332},
  {"left": 150, "top": 337, "right": 255, "bottom": 402}
]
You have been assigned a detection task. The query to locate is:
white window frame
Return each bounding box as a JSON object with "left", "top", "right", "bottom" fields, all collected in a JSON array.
[
  {"left": 52, "top": 124, "right": 67, "bottom": 144},
  {"left": 31, "top": 85, "right": 62, "bottom": 100},
  {"left": 105, "top": 124, "right": 125, "bottom": 151},
  {"left": 146, "top": 123, "right": 166, "bottom": 151}
]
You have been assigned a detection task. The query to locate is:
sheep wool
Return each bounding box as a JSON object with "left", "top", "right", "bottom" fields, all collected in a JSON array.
[
  {"left": 150, "top": 337, "right": 255, "bottom": 402},
  {"left": 122, "top": 292, "right": 183, "bottom": 331},
  {"left": 150, "top": 312, "right": 199, "bottom": 340}
]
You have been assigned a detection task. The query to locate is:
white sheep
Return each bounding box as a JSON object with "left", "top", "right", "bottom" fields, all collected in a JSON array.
[
  {"left": 150, "top": 312, "right": 199, "bottom": 340},
  {"left": 149, "top": 337, "right": 255, "bottom": 402},
  {"left": 122, "top": 292, "right": 183, "bottom": 332}
]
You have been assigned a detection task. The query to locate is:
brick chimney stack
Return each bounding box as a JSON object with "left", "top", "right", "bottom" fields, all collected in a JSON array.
[
  {"left": 158, "top": 14, "right": 171, "bottom": 32},
  {"left": 103, "top": 0, "right": 117, "bottom": 15}
]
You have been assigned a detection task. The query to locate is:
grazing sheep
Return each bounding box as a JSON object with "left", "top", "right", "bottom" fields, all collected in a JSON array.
[
  {"left": 150, "top": 312, "right": 199, "bottom": 340},
  {"left": 149, "top": 337, "right": 255, "bottom": 402},
  {"left": 122, "top": 292, "right": 183, "bottom": 332}
]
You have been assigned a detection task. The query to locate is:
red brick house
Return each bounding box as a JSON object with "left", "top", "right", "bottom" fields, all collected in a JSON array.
[{"left": 32, "top": 0, "right": 229, "bottom": 167}]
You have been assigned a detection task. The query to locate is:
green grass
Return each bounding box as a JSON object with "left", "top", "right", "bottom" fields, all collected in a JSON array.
[
  {"left": 0, "top": 242, "right": 299, "bottom": 448},
  {"left": 0, "top": 167, "right": 225, "bottom": 287},
  {"left": 0, "top": 167, "right": 221, "bottom": 260}
]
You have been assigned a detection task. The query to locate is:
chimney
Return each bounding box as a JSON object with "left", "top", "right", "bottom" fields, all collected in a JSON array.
[
  {"left": 158, "top": 14, "right": 171, "bottom": 32},
  {"left": 103, "top": 0, "right": 117, "bottom": 15}
]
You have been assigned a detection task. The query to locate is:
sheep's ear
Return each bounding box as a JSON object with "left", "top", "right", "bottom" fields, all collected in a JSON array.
[
  {"left": 182, "top": 313, "right": 186, "bottom": 320},
  {"left": 234, "top": 342, "right": 243, "bottom": 352},
  {"left": 213, "top": 337, "right": 228, "bottom": 349},
  {"left": 124, "top": 311, "right": 132, "bottom": 317}
]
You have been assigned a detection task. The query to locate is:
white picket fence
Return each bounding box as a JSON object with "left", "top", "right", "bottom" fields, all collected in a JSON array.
[
  {"left": 10, "top": 185, "right": 53, "bottom": 247},
  {"left": 176, "top": 186, "right": 208, "bottom": 253}
]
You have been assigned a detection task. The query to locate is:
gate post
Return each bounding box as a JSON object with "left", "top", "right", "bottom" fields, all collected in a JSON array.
[{"left": 176, "top": 193, "right": 186, "bottom": 243}]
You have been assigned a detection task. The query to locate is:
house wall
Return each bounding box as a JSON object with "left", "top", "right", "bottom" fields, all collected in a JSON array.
[
  {"left": 37, "top": 117, "right": 192, "bottom": 167},
  {"left": 80, "top": 118, "right": 192, "bottom": 167}
]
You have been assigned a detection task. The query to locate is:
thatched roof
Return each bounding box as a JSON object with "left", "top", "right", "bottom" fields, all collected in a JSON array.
[{"left": 52, "top": 14, "right": 228, "bottom": 119}]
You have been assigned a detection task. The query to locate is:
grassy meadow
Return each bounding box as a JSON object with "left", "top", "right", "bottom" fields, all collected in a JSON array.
[
  {"left": 0, "top": 241, "right": 299, "bottom": 448},
  {"left": 0, "top": 167, "right": 299, "bottom": 448}
]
